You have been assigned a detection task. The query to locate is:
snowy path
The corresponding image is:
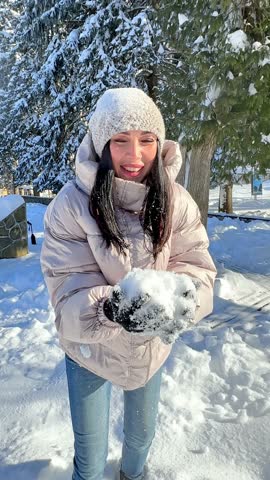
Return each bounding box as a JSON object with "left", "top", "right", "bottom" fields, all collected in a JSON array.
[
  {"left": 208, "top": 199, "right": 270, "bottom": 328},
  {"left": 210, "top": 266, "right": 270, "bottom": 329},
  {"left": 0, "top": 198, "right": 270, "bottom": 480}
]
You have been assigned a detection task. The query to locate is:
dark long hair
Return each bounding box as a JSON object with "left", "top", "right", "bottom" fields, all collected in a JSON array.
[{"left": 89, "top": 142, "right": 172, "bottom": 260}]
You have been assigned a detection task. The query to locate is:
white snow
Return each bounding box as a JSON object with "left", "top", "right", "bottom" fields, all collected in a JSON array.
[
  {"left": 252, "top": 41, "right": 263, "bottom": 51},
  {"left": 261, "top": 133, "right": 270, "bottom": 144},
  {"left": 116, "top": 269, "right": 199, "bottom": 343},
  {"left": 248, "top": 83, "right": 257, "bottom": 96},
  {"left": 204, "top": 84, "right": 221, "bottom": 106},
  {"left": 226, "top": 30, "right": 249, "bottom": 52},
  {"left": 13, "top": 97, "right": 28, "bottom": 112},
  {"left": 0, "top": 194, "right": 25, "bottom": 222},
  {"left": 194, "top": 35, "right": 204, "bottom": 45},
  {"left": 66, "top": 29, "right": 79, "bottom": 47},
  {"left": 259, "top": 56, "right": 270, "bottom": 67},
  {"left": 1, "top": 186, "right": 270, "bottom": 479},
  {"left": 178, "top": 14, "right": 188, "bottom": 27}
]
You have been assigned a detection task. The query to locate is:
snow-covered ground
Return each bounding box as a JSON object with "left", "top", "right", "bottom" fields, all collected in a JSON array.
[
  {"left": 0, "top": 183, "right": 270, "bottom": 480},
  {"left": 209, "top": 179, "right": 270, "bottom": 217}
]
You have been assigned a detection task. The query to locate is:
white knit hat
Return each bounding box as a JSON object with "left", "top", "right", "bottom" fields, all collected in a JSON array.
[{"left": 89, "top": 87, "right": 165, "bottom": 158}]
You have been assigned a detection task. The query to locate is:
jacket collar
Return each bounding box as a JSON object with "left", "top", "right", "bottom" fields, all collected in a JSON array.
[{"left": 75, "top": 132, "right": 182, "bottom": 212}]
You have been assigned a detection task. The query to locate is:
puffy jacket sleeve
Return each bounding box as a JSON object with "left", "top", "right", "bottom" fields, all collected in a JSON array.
[
  {"left": 168, "top": 184, "right": 216, "bottom": 322},
  {"left": 40, "top": 185, "right": 122, "bottom": 345}
]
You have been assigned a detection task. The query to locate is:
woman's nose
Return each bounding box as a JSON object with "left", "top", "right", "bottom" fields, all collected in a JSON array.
[{"left": 128, "top": 140, "right": 142, "bottom": 159}]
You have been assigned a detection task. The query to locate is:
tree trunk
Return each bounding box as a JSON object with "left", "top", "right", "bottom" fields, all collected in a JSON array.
[
  {"left": 219, "top": 184, "right": 233, "bottom": 213},
  {"left": 177, "top": 134, "right": 216, "bottom": 227},
  {"left": 33, "top": 186, "right": 40, "bottom": 197},
  {"left": 10, "top": 171, "right": 15, "bottom": 194},
  {"left": 145, "top": 66, "right": 158, "bottom": 103},
  {"left": 176, "top": 144, "right": 188, "bottom": 186}
]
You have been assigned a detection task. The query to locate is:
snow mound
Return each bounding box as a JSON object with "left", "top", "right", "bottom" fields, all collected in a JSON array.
[
  {"left": 117, "top": 269, "right": 200, "bottom": 343},
  {"left": 0, "top": 195, "right": 25, "bottom": 222}
]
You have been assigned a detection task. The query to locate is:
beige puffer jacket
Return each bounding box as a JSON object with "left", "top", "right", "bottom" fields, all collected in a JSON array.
[{"left": 40, "top": 132, "right": 216, "bottom": 390}]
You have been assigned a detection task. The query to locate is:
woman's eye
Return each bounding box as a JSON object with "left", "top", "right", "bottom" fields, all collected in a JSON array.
[
  {"left": 114, "top": 139, "right": 127, "bottom": 144},
  {"left": 141, "top": 138, "right": 156, "bottom": 144}
]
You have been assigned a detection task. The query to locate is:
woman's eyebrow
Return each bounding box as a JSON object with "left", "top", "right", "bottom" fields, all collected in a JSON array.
[{"left": 115, "top": 131, "right": 156, "bottom": 135}]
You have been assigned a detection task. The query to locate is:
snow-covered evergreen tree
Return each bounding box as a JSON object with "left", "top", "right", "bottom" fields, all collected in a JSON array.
[
  {"left": 6, "top": 0, "right": 160, "bottom": 192},
  {"left": 3, "top": 0, "right": 269, "bottom": 211},
  {"left": 0, "top": 1, "right": 22, "bottom": 190},
  {"left": 153, "top": 0, "right": 270, "bottom": 218},
  {"left": 156, "top": 0, "right": 270, "bottom": 164}
]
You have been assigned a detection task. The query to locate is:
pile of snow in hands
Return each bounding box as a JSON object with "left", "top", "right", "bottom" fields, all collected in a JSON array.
[{"left": 114, "top": 268, "right": 201, "bottom": 343}]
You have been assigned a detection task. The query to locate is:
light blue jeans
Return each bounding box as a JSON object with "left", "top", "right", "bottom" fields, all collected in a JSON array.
[{"left": 65, "top": 354, "right": 163, "bottom": 480}]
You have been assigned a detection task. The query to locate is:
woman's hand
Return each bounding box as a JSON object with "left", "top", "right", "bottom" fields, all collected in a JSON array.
[
  {"left": 103, "top": 288, "right": 151, "bottom": 332},
  {"left": 103, "top": 287, "right": 171, "bottom": 334}
]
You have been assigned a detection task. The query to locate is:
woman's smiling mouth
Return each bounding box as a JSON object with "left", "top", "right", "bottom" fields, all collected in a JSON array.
[{"left": 120, "top": 164, "right": 144, "bottom": 177}]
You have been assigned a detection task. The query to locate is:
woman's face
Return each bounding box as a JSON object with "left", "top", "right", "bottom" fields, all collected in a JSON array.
[{"left": 109, "top": 130, "right": 158, "bottom": 182}]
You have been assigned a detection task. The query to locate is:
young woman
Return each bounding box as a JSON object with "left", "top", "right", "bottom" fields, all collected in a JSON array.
[{"left": 40, "top": 87, "right": 216, "bottom": 480}]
